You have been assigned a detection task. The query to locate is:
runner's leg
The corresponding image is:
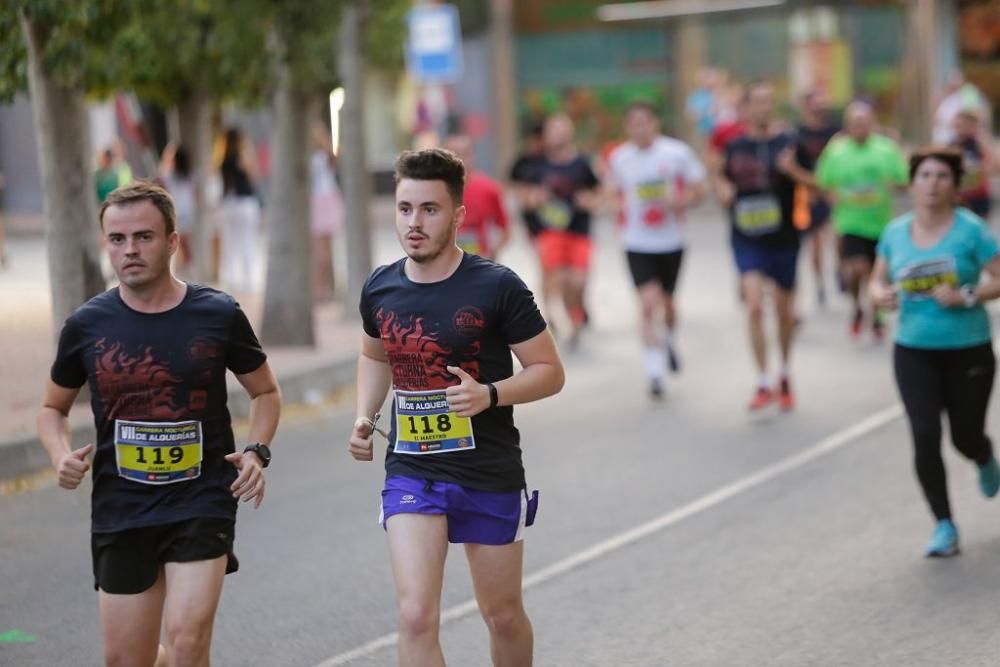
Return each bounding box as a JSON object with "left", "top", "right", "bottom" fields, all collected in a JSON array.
[
  {"left": 386, "top": 513, "right": 450, "bottom": 667},
  {"left": 774, "top": 286, "right": 796, "bottom": 367},
  {"left": 99, "top": 572, "right": 166, "bottom": 667},
  {"left": 894, "top": 345, "right": 951, "bottom": 520},
  {"left": 943, "top": 344, "right": 996, "bottom": 466},
  {"left": 638, "top": 281, "right": 666, "bottom": 391},
  {"left": 845, "top": 256, "right": 868, "bottom": 317},
  {"left": 565, "top": 270, "right": 587, "bottom": 323},
  {"left": 162, "top": 557, "right": 227, "bottom": 667},
  {"left": 637, "top": 282, "right": 664, "bottom": 348},
  {"left": 741, "top": 272, "right": 768, "bottom": 376},
  {"left": 812, "top": 223, "right": 831, "bottom": 305},
  {"left": 856, "top": 256, "right": 874, "bottom": 320},
  {"left": 663, "top": 291, "right": 677, "bottom": 333},
  {"left": 465, "top": 541, "right": 532, "bottom": 667}
]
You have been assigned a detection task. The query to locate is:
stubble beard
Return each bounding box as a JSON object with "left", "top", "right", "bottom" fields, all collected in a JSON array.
[
  {"left": 407, "top": 233, "right": 452, "bottom": 264},
  {"left": 117, "top": 256, "right": 171, "bottom": 290}
]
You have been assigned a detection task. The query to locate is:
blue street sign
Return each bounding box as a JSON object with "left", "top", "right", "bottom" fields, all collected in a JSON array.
[{"left": 406, "top": 4, "right": 463, "bottom": 83}]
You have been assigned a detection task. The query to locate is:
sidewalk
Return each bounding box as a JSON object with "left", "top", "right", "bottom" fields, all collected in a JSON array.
[{"left": 0, "top": 199, "right": 404, "bottom": 480}]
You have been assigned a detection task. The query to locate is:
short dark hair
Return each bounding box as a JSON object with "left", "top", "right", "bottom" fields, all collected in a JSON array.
[
  {"left": 99, "top": 180, "right": 177, "bottom": 235},
  {"left": 625, "top": 100, "right": 660, "bottom": 118},
  {"left": 394, "top": 148, "right": 466, "bottom": 204},
  {"left": 909, "top": 146, "right": 964, "bottom": 186}
]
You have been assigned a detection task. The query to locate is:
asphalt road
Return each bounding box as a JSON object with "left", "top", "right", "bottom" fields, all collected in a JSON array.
[{"left": 4, "top": 208, "right": 1000, "bottom": 666}]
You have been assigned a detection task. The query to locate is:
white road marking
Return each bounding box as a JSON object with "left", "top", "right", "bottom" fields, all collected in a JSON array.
[{"left": 315, "top": 403, "right": 904, "bottom": 666}]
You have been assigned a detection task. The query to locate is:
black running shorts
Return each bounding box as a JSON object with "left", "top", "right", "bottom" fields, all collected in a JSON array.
[
  {"left": 838, "top": 233, "right": 879, "bottom": 264},
  {"left": 626, "top": 250, "right": 685, "bottom": 293},
  {"left": 92, "top": 518, "right": 238, "bottom": 595}
]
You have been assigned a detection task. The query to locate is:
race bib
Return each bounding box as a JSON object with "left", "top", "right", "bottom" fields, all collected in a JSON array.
[
  {"left": 457, "top": 233, "right": 483, "bottom": 256},
  {"left": 961, "top": 163, "right": 985, "bottom": 192},
  {"left": 734, "top": 195, "right": 781, "bottom": 236},
  {"left": 842, "top": 185, "right": 881, "bottom": 207},
  {"left": 897, "top": 257, "right": 959, "bottom": 298},
  {"left": 538, "top": 200, "right": 572, "bottom": 230},
  {"left": 115, "top": 419, "right": 202, "bottom": 485},
  {"left": 637, "top": 180, "right": 668, "bottom": 226},
  {"left": 393, "top": 389, "right": 475, "bottom": 455}
]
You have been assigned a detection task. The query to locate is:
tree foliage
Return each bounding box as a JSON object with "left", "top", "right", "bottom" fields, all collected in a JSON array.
[
  {"left": 0, "top": 0, "right": 119, "bottom": 101},
  {"left": 0, "top": 0, "right": 410, "bottom": 109}
]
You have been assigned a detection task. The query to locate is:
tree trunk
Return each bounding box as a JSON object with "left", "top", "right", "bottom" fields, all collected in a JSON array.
[
  {"left": 177, "top": 88, "right": 214, "bottom": 284},
  {"left": 20, "top": 11, "right": 104, "bottom": 332},
  {"left": 338, "top": 0, "right": 373, "bottom": 319},
  {"left": 260, "top": 42, "right": 314, "bottom": 346}
]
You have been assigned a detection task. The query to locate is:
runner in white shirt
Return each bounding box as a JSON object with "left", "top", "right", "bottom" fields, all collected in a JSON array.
[{"left": 606, "top": 101, "right": 707, "bottom": 397}]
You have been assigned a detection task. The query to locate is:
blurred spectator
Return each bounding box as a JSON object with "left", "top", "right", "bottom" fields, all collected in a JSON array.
[
  {"left": 950, "top": 109, "right": 997, "bottom": 220},
  {"left": 795, "top": 89, "right": 841, "bottom": 307},
  {"left": 158, "top": 143, "right": 195, "bottom": 273},
  {"left": 220, "top": 127, "right": 261, "bottom": 293},
  {"left": 310, "top": 125, "right": 342, "bottom": 302},
  {"left": 95, "top": 148, "right": 119, "bottom": 204},
  {"left": 686, "top": 67, "right": 723, "bottom": 139},
  {"left": 111, "top": 138, "right": 134, "bottom": 187},
  {"left": 933, "top": 72, "right": 991, "bottom": 144},
  {"left": 443, "top": 132, "right": 510, "bottom": 261},
  {"left": 706, "top": 83, "right": 748, "bottom": 196}
]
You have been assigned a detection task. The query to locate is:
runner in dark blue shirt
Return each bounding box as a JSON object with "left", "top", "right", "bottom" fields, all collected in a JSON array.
[
  {"left": 349, "top": 148, "right": 565, "bottom": 665},
  {"left": 714, "top": 81, "right": 816, "bottom": 413},
  {"left": 38, "top": 181, "right": 281, "bottom": 666}
]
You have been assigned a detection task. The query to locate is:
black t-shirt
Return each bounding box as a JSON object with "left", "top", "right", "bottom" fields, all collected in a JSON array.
[
  {"left": 51, "top": 284, "right": 267, "bottom": 533},
  {"left": 512, "top": 154, "right": 599, "bottom": 237},
  {"left": 724, "top": 133, "right": 799, "bottom": 248},
  {"left": 360, "top": 254, "right": 547, "bottom": 491},
  {"left": 796, "top": 122, "right": 840, "bottom": 171},
  {"left": 510, "top": 153, "right": 546, "bottom": 237}
]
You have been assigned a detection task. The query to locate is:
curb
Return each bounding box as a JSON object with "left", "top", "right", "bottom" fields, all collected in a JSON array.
[{"left": 0, "top": 355, "right": 357, "bottom": 482}]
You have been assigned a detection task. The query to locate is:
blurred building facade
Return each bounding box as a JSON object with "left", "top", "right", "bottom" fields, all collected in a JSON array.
[
  {"left": 496, "top": 0, "right": 991, "bottom": 155},
  {"left": 2, "top": 0, "right": 997, "bottom": 216}
]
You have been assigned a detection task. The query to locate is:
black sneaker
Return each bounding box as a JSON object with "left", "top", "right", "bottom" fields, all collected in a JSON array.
[{"left": 666, "top": 343, "right": 681, "bottom": 374}]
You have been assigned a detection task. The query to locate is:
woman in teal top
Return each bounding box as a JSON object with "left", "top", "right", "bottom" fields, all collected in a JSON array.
[{"left": 871, "top": 147, "right": 1000, "bottom": 558}]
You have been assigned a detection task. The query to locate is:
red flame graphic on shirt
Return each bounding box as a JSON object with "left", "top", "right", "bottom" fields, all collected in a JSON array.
[
  {"left": 94, "top": 338, "right": 185, "bottom": 420},
  {"left": 376, "top": 309, "right": 479, "bottom": 390}
]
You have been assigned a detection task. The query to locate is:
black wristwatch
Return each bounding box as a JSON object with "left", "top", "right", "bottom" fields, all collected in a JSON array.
[{"left": 243, "top": 443, "right": 272, "bottom": 468}]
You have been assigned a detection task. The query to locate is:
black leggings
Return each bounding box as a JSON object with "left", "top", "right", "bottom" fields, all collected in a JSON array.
[{"left": 894, "top": 343, "right": 996, "bottom": 521}]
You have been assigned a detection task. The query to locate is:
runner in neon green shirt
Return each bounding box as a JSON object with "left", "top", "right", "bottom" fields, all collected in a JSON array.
[{"left": 816, "top": 101, "right": 908, "bottom": 340}]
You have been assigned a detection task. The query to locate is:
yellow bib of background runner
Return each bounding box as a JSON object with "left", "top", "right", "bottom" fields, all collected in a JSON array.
[{"left": 735, "top": 195, "right": 781, "bottom": 236}]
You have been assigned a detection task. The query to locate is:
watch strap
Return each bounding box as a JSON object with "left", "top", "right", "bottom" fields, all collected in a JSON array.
[{"left": 244, "top": 443, "right": 271, "bottom": 468}]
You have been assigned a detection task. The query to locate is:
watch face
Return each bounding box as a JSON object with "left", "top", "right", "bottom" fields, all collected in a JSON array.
[{"left": 257, "top": 444, "right": 272, "bottom": 461}]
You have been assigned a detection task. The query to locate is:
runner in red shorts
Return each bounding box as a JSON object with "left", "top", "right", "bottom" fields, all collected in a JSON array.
[{"left": 513, "top": 114, "right": 600, "bottom": 347}]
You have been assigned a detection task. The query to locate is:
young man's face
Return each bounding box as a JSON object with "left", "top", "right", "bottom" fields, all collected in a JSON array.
[
  {"left": 624, "top": 108, "right": 659, "bottom": 147},
  {"left": 746, "top": 85, "right": 775, "bottom": 128},
  {"left": 543, "top": 116, "right": 574, "bottom": 152},
  {"left": 395, "top": 178, "right": 464, "bottom": 263},
  {"left": 102, "top": 200, "right": 177, "bottom": 289}
]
